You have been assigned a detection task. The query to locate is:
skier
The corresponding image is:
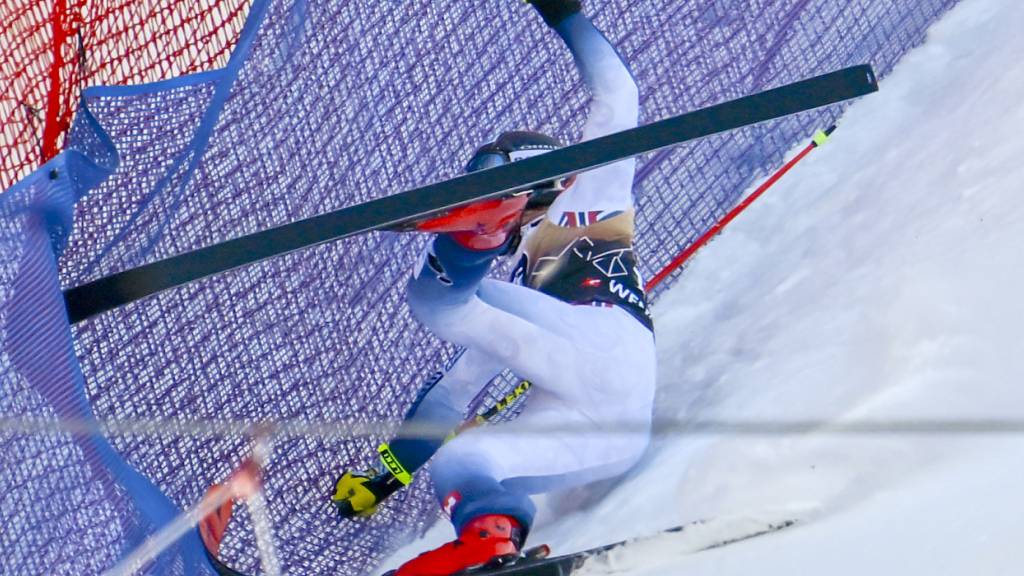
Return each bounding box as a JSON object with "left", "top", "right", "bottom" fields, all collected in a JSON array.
[{"left": 332, "top": 1, "right": 656, "bottom": 573}]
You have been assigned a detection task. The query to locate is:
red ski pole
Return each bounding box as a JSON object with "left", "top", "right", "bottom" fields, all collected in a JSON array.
[{"left": 645, "top": 125, "right": 836, "bottom": 292}]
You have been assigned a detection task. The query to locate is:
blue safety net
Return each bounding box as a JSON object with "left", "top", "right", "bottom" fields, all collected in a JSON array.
[{"left": 1, "top": 1, "right": 957, "bottom": 574}]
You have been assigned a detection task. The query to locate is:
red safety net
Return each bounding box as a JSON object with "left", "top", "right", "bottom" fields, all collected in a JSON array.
[{"left": 0, "top": 0, "right": 251, "bottom": 191}]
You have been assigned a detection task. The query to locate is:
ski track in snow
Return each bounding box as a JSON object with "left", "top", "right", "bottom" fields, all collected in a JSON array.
[{"left": 382, "top": 0, "right": 1024, "bottom": 573}]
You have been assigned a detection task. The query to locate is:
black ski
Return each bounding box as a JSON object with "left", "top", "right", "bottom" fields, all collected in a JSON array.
[
  {"left": 64, "top": 65, "right": 877, "bottom": 323},
  {"left": 450, "top": 518, "right": 797, "bottom": 576},
  {"left": 200, "top": 516, "right": 796, "bottom": 576}
]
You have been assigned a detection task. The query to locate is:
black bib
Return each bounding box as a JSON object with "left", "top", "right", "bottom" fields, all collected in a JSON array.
[{"left": 510, "top": 211, "right": 653, "bottom": 331}]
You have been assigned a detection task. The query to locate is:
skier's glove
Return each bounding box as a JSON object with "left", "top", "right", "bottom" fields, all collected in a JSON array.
[
  {"left": 526, "top": 0, "right": 582, "bottom": 28},
  {"left": 332, "top": 471, "right": 381, "bottom": 518},
  {"left": 331, "top": 464, "right": 407, "bottom": 519}
]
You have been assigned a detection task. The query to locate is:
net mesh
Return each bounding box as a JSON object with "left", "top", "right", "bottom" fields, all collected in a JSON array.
[
  {"left": 2, "top": 1, "right": 957, "bottom": 574},
  {"left": 0, "top": 0, "right": 251, "bottom": 191}
]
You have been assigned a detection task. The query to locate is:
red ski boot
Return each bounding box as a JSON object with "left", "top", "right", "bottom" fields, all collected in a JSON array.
[
  {"left": 414, "top": 195, "right": 529, "bottom": 250},
  {"left": 393, "top": 514, "right": 523, "bottom": 576}
]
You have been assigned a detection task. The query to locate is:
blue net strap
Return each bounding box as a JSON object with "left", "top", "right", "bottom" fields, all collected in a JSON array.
[{"left": 0, "top": 140, "right": 208, "bottom": 574}]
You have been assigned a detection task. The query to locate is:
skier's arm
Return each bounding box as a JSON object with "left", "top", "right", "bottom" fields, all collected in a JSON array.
[
  {"left": 385, "top": 348, "right": 502, "bottom": 473},
  {"left": 530, "top": 1, "right": 640, "bottom": 218},
  {"left": 331, "top": 351, "right": 506, "bottom": 518}
]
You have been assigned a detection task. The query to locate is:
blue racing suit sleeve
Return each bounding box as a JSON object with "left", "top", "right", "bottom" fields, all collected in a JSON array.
[
  {"left": 548, "top": 12, "right": 640, "bottom": 218},
  {"left": 387, "top": 346, "right": 502, "bottom": 473}
]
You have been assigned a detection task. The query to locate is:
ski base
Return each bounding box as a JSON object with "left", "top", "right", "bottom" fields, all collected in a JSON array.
[{"left": 63, "top": 65, "right": 877, "bottom": 323}]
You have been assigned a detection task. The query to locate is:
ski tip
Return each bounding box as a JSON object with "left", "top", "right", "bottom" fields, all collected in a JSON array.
[
  {"left": 864, "top": 66, "right": 878, "bottom": 89},
  {"left": 524, "top": 544, "right": 552, "bottom": 560},
  {"left": 852, "top": 63, "right": 879, "bottom": 91}
]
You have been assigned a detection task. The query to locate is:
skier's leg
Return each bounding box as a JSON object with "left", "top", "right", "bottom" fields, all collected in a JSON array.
[
  {"left": 413, "top": 258, "right": 650, "bottom": 412},
  {"left": 430, "top": 397, "right": 653, "bottom": 536},
  {"left": 427, "top": 304, "right": 656, "bottom": 534},
  {"left": 408, "top": 238, "right": 587, "bottom": 393},
  {"left": 407, "top": 234, "right": 506, "bottom": 311},
  {"left": 476, "top": 279, "right": 592, "bottom": 341},
  {"left": 435, "top": 381, "right": 652, "bottom": 501},
  {"left": 395, "top": 303, "right": 651, "bottom": 569},
  {"left": 430, "top": 449, "right": 538, "bottom": 535}
]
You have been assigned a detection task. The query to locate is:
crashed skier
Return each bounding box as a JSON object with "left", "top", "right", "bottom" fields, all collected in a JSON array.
[{"left": 333, "top": 1, "right": 656, "bottom": 573}]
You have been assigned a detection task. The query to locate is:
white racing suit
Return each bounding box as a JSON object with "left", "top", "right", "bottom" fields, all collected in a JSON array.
[{"left": 400, "top": 12, "right": 656, "bottom": 534}]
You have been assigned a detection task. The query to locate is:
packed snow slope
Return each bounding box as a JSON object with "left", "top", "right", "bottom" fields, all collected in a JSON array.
[{"left": 384, "top": 0, "right": 1024, "bottom": 573}]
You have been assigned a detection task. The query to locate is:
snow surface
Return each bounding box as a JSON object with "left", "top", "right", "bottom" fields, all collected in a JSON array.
[{"left": 383, "top": 0, "right": 1024, "bottom": 573}]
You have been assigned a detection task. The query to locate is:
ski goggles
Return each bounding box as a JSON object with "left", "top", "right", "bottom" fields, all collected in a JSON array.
[{"left": 464, "top": 150, "right": 508, "bottom": 173}]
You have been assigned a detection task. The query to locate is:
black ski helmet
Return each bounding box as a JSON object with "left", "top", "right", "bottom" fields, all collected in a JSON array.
[{"left": 465, "top": 130, "right": 574, "bottom": 208}]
